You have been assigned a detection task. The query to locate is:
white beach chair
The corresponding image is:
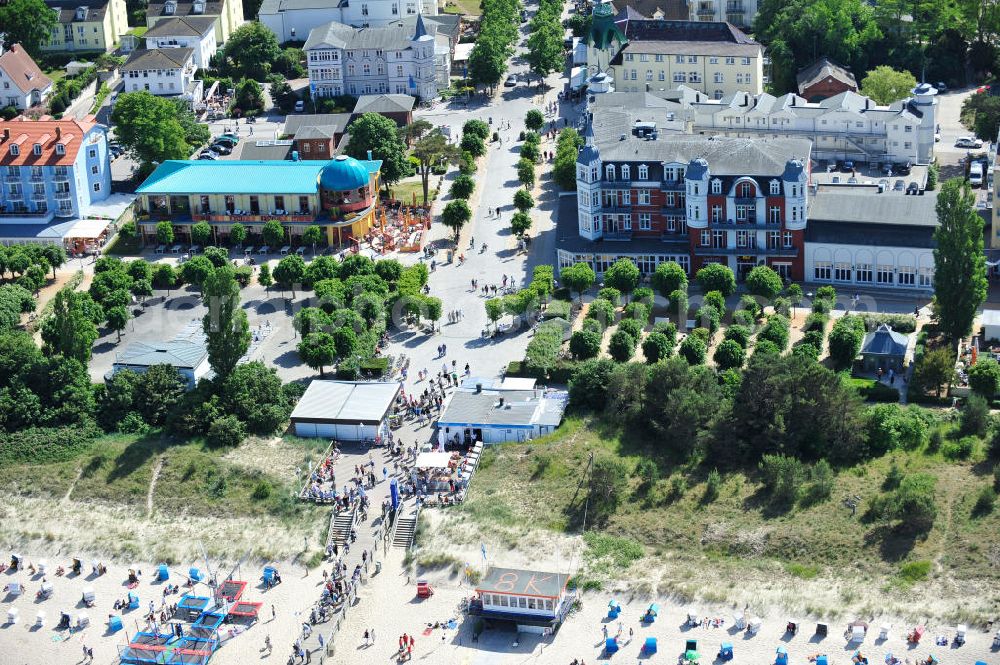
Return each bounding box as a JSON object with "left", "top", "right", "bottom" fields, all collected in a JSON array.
[
  {"left": 76, "top": 612, "right": 90, "bottom": 629},
  {"left": 879, "top": 624, "right": 891, "bottom": 640},
  {"left": 955, "top": 625, "right": 967, "bottom": 645},
  {"left": 82, "top": 586, "right": 95, "bottom": 606},
  {"left": 37, "top": 560, "right": 48, "bottom": 575},
  {"left": 850, "top": 626, "right": 865, "bottom": 643},
  {"left": 687, "top": 609, "right": 700, "bottom": 626},
  {"left": 748, "top": 618, "right": 762, "bottom": 635},
  {"left": 6, "top": 582, "right": 22, "bottom": 596},
  {"left": 34, "top": 611, "right": 45, "bottom": 627},
  {"left": 734, "top": 614, "right": 747, "bottom": 630}
]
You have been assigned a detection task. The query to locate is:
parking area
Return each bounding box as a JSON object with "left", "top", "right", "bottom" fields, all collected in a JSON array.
[{"left": 88, "top": 250, "right": 320, "bottom": 384}]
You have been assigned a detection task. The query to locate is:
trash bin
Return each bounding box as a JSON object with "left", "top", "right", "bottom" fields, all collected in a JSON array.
[{"left": 375, "top": 561, "right": 382, "bottom": 575}]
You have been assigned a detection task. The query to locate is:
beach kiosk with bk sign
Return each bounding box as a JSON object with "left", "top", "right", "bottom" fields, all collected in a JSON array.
[{"left": 469, "top": 567, "right": 573, "bottom": 634}]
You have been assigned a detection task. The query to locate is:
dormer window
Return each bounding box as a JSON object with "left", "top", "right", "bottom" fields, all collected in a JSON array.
[
  {"left": 711, "top": 179, "right": 722, "bottom": 194},
  {"left": 9, "top": 145, "right": 19, "bottom": 156},
  {"left": 769, "top": 180, "right": 780, "bottom": 195},
  {"left": 33, "top": 144, "right": 42, "bottom": 155},
  {"left": 55, "top": 143, "right": 65, "bottom": 155},
  {"left": 621, "top": 165, "right": 630, "bottom": 180},
  {"left": 738, "top": 181, "right": 753, "bottom": 198},
  {"left": 638, "top": 164, "right": 648, "bottom": 180},
  {"left": 605, "top": 164, "right": 615, "bottom": 181}
]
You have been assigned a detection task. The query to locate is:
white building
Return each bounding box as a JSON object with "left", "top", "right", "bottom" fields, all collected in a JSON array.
[
  {"left": 111, "top": 340, "right": 211, "bottom": 388},
  {"left": 289, "top": 380, "right": 401, "bottom": 440},
  {"left": 143, "top": 16, "right": 218, "bottom": 69},
  {"left": 688, "top": 0, "right": 759, "bottom": 29},
  {"left": 0, "top": 44, "right": 53, "bottom": 111},
  {"left": 804, "top": 184, "right": 937, "bottom": 291},
  {"left": 304, "top": 15, "right": 457, "bottom": 101},
  {"left": 121, "top": 47, "right": 203, "bottom": 101},
  {"left": 592, "top": 83, "right": 938, "bottom": 166},
  {"left": 437, "top": 383, "right": 568, "bottom": 445},
  {"left": 260, "top": 0, "right": 438, "bottom": 44}
]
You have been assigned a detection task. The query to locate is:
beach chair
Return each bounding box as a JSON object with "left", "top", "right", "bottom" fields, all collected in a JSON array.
[
  {"left": 108, "top": 615, "right": 123, "bottom": 632},
  {"left": 58, "top": 611, "right": 71, "bottom": 629},
  {"left": 70, "top": 558, "right": 82, "bottom": 575},
  {"left": 156, "top": 563, "right": 169, "bottom": 581},
  {"left": 5, "top": 582, "right": 22, "bottom": 596},
  {"left": 955, "top": 625, "right": 966, "bottom": 646},
  {"left": 416, "top": 580, "right": 433, "bottom": 598},
  {"left": 879, "top": 624, "right": 891, "bottom": 640},
  {"left": 643, "top": 603, "right": 659, "bottom": 623},
  {"left": 817, "top": 656, "right": 828, "bottom": 665},
  {"left": 776, "top": 646, "right": 789, "bottom": 665},
  {"left": 76, "top": 612, "right": 89, "bottom": 629},
  {"left": 748, "top": 618, "right": 762, "bottom": 635},
  {"left": 849, "top": 626, "right": 866, "bottom": 643},
  {"left": 719, "top": 642, "right": 734, "bottom": 661},
  {"left": 993, "top": 631, "right": 1000, "bottom": 648},
  {"left": 10, "top": 553, "right": 22, "bottom": 570},
  {"left": 38, "top": 560, "right": 48, "bottom": 575},
  {"left": 605, "top": 637, "right": 619, "bottom": 654},
  {"left": 816, "top": 623, "right": 829, "bottom": 638},
  {"left": 34, "top": 610, "right": 45, "bottom": 627},
  {"left": 37, "top": 582, "right": 53, "bottom": 599},
  {"left": 686, "top": 639, "right": 698, "bottom": 653},
  {"left": 734, "top": 613, "right": 747, "bottom": 630},
  {"left": 6, "top": 608, "right": 18, "bottom": 624},
  {"left": 787, "top": 620, "right": 800, "bottom": 635},
  {"left": 82, "top": 586, "right": 95, "bottom": 606},
  {"left": 262, "top": 566, "right": 277, "bottom": 587},
  {"left": 644, "top": 637, "right": 658, "bottom": 654},
  {"left": 189, "top": 567, "right": 202, "bottom": 582},
  {"left": 907, "top": 626, "right": 925, "bottom": 644},
  {"left": 687, "top": 608, "right": 700, "bottom": 626},
  {"left": 128, "top": 592, "right": 139, "bottom": 610}
]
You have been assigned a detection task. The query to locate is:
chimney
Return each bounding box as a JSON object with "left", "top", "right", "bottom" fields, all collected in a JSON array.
[
  {"left": 366, "top": 149, "right": 373, "bottom": 160},
  {"left": 56, "top": 127, "right": 62, "bottom": 140},
  {"left": 2, "top": 128, "right": 8, "bottom": 142}
]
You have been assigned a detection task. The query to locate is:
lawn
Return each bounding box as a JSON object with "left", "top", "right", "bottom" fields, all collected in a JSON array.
[
  {"left": 442, "top": 0, "right": 481, "bottom": 15},
  {"left": 458, "top": 415, "right": 1000, "bottom": 616},
  {"left": 388, "top": 178, "right": 436, "bottom": 206}
]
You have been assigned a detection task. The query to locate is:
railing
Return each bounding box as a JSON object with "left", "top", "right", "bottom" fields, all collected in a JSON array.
[
  {"left": 726, "top": 2, "right": 744, "bottom": 12},
  {"left": 602, "top": 231, "right": 633, "bottom": 240},
  {"left": 0, "top": 209, "right": 49, "bottom": 217},
  {"left": 31, "top": 192, "right": 46, "bottom": 201},
  {"left": 693, "top": 245, "right": 799, "bottom": 257},
  {"left": 707, "top": 219, "right": 780, "bottom": 229},
  {"left": 4, "top": 174, "right": 20, "bottom": 182},
  {"left": 191, "top": 212, "right": 314, "bottom": 223},
  {"left": 662, "top": 180, "right": 686, "bottom": 190}
]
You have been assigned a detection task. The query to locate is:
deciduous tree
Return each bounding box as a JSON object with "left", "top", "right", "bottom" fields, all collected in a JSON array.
[
  {"left": 202, "top": 265, "right": 250, "bottom": 377},
  {"left": 933, "top": 179, "right": 987, "bottom": 342},
  {"left": 346, "top": 113, "right": 410, "bottom": 187}
]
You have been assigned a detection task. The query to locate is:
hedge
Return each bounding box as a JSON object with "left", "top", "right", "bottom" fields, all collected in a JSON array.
[
  {"left": 0, "top": 423, "right": 102, "bottom": 466},
  {"left": 859, "top": 313, "right": 917, "bottom": 333},
  {"left": 543, "top": 299, "right": 572, "bottom": 320},
  {"left": 849, "top": 378, "right": 900, "bottom": 403}
]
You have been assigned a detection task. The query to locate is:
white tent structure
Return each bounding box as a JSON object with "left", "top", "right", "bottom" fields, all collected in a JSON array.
[{"left": 290, "top": 380, "right": 401, "bottom": 440}]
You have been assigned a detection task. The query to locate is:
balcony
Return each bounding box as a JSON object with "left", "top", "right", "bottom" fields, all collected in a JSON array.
[
  {"left": 659, "top": 233, "right": 689, "bottom": 245},
  {"left": 602, "top": 231, "right": 633, "bottom": 240},
  {"left": 29, "top": 172, "right": 44, "bottom": 182},
  {"left": 4, "top": 173, "right": 20, "bottom": 182},
  {"left": 191, "top": 212, "right": 315, "bottom": 224},
  {"left": 732, "top": 197, "right": 757, "bottom": 205},
  {"left": 707, "top": 219, "right": 780, "bottom": 229},
  {"left": 693, "top": 246, "right": 799, "bottom": 257},
  {"left": 696, "top": 3, "right": 716, "bottom": 15},
  {"left": 53, "top": 172, "right": 70, "bottom": 182},
  {"left": 600, "top": 205, "right": 632, "bottom": 214},
  {"left": 662, "top": 180, "right": 685, "bottom": 190},
  {"left": 726, "top": 1, "right": 744, "bottom": 11},
  {"left": 31, "top": 191, "right": 47, "bottom": 202}
]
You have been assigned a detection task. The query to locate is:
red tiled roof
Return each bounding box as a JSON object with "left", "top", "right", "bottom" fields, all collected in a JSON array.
[
  {"left": 0, "top": 44, "right": 53, "bottom": 95},
  {"left": 0, "top": 116, "right": 99, "bottom": 167}
]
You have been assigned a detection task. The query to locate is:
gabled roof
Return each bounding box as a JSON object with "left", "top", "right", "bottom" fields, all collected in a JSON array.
[
  {"left": 796, "top": 57, "right": 858, "bottom": 91},
  {"left": 304, "top": 15, "right": 458, "bottom": 51},
  {"left": 114, "top": 340, "right": 208, "bottom": 370},
  {"left": 861, "top": 324, "right": 909, "bottom": 357},
  {"left": 294, "top": 125, "right": 340, "bottom": 140},
  {"left": 147, "top": 0, "right": 224, "bottom": 18},
  {"left": 143, "top": 16, "right": 217, "bottom": 38},
  {"left": 612, "top": 0, "right": 687, "bottom": 20},
  {"left": 0, "top": 116, "right": 99, "bottom": 167},
  {"left": 0, "top": 44, "right": 53, "bottom": 96},
  {"left": 353, "top": 94, "right": 415, "bottom": 115},
  {"left": 259, "top": 0, "right": 345, "bottom": 13},
  {"left": 46, "top": 0, "right": 111, "bottom": 23},
  {"left": 283, "top": 113, "right": 352, "bottom": 136},
  {"left": 122, "top": 48, "right": 194, "bottom": 71}
]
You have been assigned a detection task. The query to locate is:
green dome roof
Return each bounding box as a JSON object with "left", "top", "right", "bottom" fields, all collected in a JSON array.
[{"left": 319, "top": 155, "right": 370, "bottom": 191}]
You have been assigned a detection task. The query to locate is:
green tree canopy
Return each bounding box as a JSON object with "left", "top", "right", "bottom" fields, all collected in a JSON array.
[
  {"left": 233, "top": 78, "right": 266, "bottom": 115},
  {"left": 642, "top": 331, "right": 673, "bottom": 363},
  {"left": 441, "top": 199, "right": 472, "bottom": 242},
  {"left": 410, "top": 129, "right": 460, "bottom": 204},
  {"left": 229, "top": 223, "right": 247, "bottom": 247},
  {"left": 696, "top": 263, "right": 736, "bottom": 296},
  {"left": 969, "top": 357, "right": 1000, "bottom": 398},
  {"left": 513, "top": 189, "right": 534, "bottom": 212},
  {"left": 346, "top": 113, "right": 410, "bottom": 187},
  {"left": 679, "top": 335, "right": 706, "bottom": 365},
  {"left": 745, "top": 265, "right": 783, "bottom": 300},
  {"left": 298, "top": 331, "right": 336, "bottom": 376},
  {"left": 262, "top": 220, "right": 286, "bottom": 247},
  {"left": 511, "top": 212, "right": 532, "bottom": 237},
  {"left": 0, "top": 0, "right": 58, "bottom": 56},
  {"left": 220, "top": 22, "right": 282, "bottom": 80},
  {"left": 40, "top": 288, "right": 98, "bottom": 362},
  {"left": 714, "top": 339, "right": 746, "bottom": 370},
  {"left": 561, "top": 262, "right": 595, "bottom": 301},
  {"left": 517, "top": 158, "right": 535, "bottom": 188},
  {"left": 604, "top": 258, "right": 640, "bottom": 298},
  {"left": 191, "top": 221, "right": 212, "bottom": 247},
  {"left": 570, "top": 329, "right": 602, "bottom": 359},
  {"left": 112, "top": 92, "right": 193, "bottom": 168},
  {"left": 933, "top": 179, "right": 987, "bottom": 342},
  {"left": 274, "top": 254, "right": 307, "bottom": 297},
  {"left": 202, "top": 265, "right": 250, "bottom": 377},
  {"left": 652, "top": 261, "right": 687, "bottom": 297},
  {"left": 302, "top": 225, "right": 325, "bottom": 252},
  {"left": 156, "top": 221, "right": 175, "bottom": 245},
  {"left": 860, "top": 66, "right": 918, "bottom": 104}
]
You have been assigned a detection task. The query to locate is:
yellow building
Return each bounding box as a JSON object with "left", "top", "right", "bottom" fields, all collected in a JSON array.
[
  {"left": 587, "top": 3, "right": 764, "bottom": 99},
  {"left": 135, "top": 156, "right": 382, "bottom": 248},
  {"left": 146, "top": 0, "right": 244, "bottom": 46},
  {"left": 44, "top": 0, "right": 130, "bottom": 53}
]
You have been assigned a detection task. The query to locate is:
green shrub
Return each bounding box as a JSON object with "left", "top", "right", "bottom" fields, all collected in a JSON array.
[
  {"left": 597, "top": 287, "right": 621, "bottom": 306},
  {"left": 960, "top": 394, "right": 990, "bottom": 436},
  {"left": 758, "top": 315, "right": 790, "bottom": 350},
  {"left": 703, "top": 469, "right": 721, "bottom": 502},
  {"left": 732, "top": 309, "right": 756, "bottom": 328},
  {"left": 859, "top": 313, "right": 917, "bottom": 333},
  {"left": 972, "top": 485, "right": 996, "bottom": 517},
  {"left": 206, "top": 415, "right": 247, "bottom": 447},
  {"left": 252, "top": 480, "right": 273, "bottom": 501},
  {"left": 723, "top": 324, "right": 751, "bottom": 349},
  {"left": 617, "top": 318, "right": 643, "bottom": 340},
  {"left": 941, "top": 436, "right": 976, "bottom": 460},
  {"left": 898, "top": 560, "right": 931, "bottom": 584},
  {"left": 608, "top": 330, "right": 636, "bottom": 362}
]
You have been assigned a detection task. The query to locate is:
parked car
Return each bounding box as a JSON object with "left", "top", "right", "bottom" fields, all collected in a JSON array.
[
  {"left": 936, "top": 81, "right": 948, "bottom": 93},
  {"left": 198, "top": 152, "right": 218, "bottom": 160},
  {"left": 848, "top": 176, "right": 858, "bottom": 184},
  {"left": 216, "top": 133, "right": 240, "bottom": 144},
  {"left": 294, "top": 100, "right": 304, "bottom": 112},
  {"left": 213, "top": 136, "right": 238, "bottom": 148},
  {"left": 878, "top": 178, "right": 889, "bottom": 193},
  {"left": 109, "top": 144, "right": 124, "bottom": 159},
  {"left": 893, "top": 179, "right": 905, "bottom": 191},
  {"left": 906, "top": 182, "right": 920, "bottom": 195},
  {"left": 504, "top": 75, "right": 517, "bottom": 88},
  {"left": 895, "top": 161, "right": 912, "bottom": 175},
  {"left": 211, "top": 143, "right": 232, "bottom": 155},
  {"left": 840, "top": 160, "right": 855, "bottom": 172},
  {"left": 956, "top": 136, "right": 984, "bottom": 149}
]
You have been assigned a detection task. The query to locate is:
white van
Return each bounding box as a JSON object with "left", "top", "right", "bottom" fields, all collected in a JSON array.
[{"left": 970, "top": 162, "right": 984, "bottom": 187}]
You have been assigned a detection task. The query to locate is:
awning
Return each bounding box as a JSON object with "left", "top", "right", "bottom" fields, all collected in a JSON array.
[
  {"left": 415, "top": 452, "right": 452, "bottom": 468},
  {"left": 65, "top": 218, "right": 112, "bottom": 239}
]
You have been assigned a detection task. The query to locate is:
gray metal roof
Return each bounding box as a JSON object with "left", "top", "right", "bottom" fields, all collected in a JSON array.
[
  {"left": 593, "top": 132, "right": 812, "bottom": 177},
  {"left": 143, "top": 16, "right": 216, "bottom": 38},
  {"left": 122, "top": 48, "right": 194, "bottom": 71},
  {"left": 808, "top": 188, "right": 940, "bottom": 227},
  {"left": 282, "top": 113, "right": 352, "bottom": 136},
  {"left": 353, "top": 94, "right": 415, "bottom": 114},
  {"left": 796, "top": 57, "right": 857, "bottom": 90},
  {"left": 304, "top": 15, "right": 457, "bottom": 51},
  {"left": 293, "top": 125, "right": 340, "bottom": 140},
  {"left": 113, "top": 340, "right": 207, "bottom": 369},
  {"left": 237, "top": 140, "right": 293, "bottom": 160},
  {"left": 439, "top": 390, "right": 540, "bottom": 427},
  {"left": 147, "top": 0, "right": 224, "bottom": 18},
  {"left": 259, "top": 0, "right": 344, "bottom": 13},
  {"left": 862, "top": 324, "right": 909, "bottom": 356},
  {"left": 804, "top": 220, "right": 935, "bottom": 249},
  {"left": 290, "top": 380, "right": 400, "bottom": 424}
]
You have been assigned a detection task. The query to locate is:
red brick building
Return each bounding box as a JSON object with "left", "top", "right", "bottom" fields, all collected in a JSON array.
[{"left": 796, "top": 57, "right": 857, "bottom": 102}]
